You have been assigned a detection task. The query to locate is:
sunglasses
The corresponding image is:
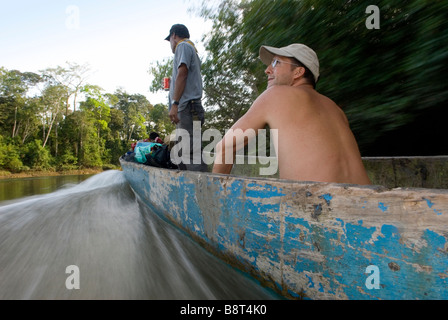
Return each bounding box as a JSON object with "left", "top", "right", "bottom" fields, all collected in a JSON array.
[{"left": 271, "top": 58, "right": 299, "bottom": 68}]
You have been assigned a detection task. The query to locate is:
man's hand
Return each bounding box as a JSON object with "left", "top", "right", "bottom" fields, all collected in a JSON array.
[
  {"left": 170, "top": 64, "right": 188, "bottom": 125},
  {"left": 169, "top": 104, "right": 179, "bottom": 124}
]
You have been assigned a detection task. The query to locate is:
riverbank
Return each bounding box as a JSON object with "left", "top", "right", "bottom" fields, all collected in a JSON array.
[{"left": 0, "top": 167, "right": 118, "bottom": 180}]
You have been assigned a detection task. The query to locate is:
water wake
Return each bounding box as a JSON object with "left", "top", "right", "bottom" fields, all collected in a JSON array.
[{"left": 0, "top": 171, "right": 278, "bottom": 300}]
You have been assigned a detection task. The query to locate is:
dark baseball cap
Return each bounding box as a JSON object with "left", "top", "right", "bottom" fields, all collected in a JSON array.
[{"left": 164, "top": 24, "right": 190, "bottom": 41}]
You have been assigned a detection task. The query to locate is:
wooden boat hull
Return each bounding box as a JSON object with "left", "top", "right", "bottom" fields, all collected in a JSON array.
[{"left": 120, "top": 158, "right": 448, "bottom": 300}]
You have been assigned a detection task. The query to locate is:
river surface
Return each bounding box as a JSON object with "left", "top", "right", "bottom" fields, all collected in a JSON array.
[{"left": 0, "top": 171, "right": 281, "bottom": 300}]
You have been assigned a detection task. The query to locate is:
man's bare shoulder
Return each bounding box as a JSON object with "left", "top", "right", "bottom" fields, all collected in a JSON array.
[
  {"left": 264, "top": 85, "right": 313, "bottom": 96},
  {"left": 256, "top": 85, "right": 310, "bottom": 102},
  {"left": 253, "top": 85, "right": 315, "bottom": 112}
]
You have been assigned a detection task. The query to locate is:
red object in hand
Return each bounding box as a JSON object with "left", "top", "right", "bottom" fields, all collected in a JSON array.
[{"left": 163, "top": 77, "right": 170, "bottom": 91}]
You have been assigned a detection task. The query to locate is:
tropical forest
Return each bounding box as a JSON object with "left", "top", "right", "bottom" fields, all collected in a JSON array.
[{"left": 1, "top": 0, "right": 446, "bottom": 176}]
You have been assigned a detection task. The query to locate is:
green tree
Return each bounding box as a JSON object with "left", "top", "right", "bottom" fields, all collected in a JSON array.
[
  {"left": 60, "top": 109, "right": 102, "bottom": 168},
  {"left": 0, "top": 136, "right": 24, "bottom": 172},
  {"left": 17, "top": 97, "right": 42, "bottom": 144},
  {"left": 108, "top": 107, "right": 125, "bottom": 140},
  {"left": 0, "top": 68, "right": 42, "bottom": 141},
  {"left": 57, "top": 112, "right": 81, "bottom": 167},
  {"left": 41, "top": 62, "right": 91, "bottom": 115},
  {"left": 22, "top": 139, "right": 53, "bottom": 170},
  {"left": 112, "top": 89, "right": 153, "bottom": 142},
  {"left": 105, "top": 138, "right": 128, "bottom": 166},
  {"left": 147, "top": 60, "right": 176, "bottom": 139},
  {"left": 199, "top": 0, "right": 260, "bottom": 133},
  {"left": 79, "top": 85, "right": 111, "bottom": 164},
  {"left": 199, "top": 0, "right": 448, "bottom": 155},
  {"left": 40, "top": 84, "right": 66, "bottom": 149},
  {"left": 147, "top": 103, "right": 175, "bottom": 138}
]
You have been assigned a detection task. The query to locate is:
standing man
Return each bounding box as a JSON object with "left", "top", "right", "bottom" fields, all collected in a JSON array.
[
  {"left": 212, "top": 43, "right": 371, "bottom": 185},
  {"left": 165, "top": 24, "right": 207, "bottom": 172}
]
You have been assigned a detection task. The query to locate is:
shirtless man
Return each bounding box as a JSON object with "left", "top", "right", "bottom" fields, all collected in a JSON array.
[{"left": 212, "top": 43, "right": 371, "bottom": 185}]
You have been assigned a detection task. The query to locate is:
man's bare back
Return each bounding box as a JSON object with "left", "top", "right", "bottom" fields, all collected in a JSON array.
[
  {"left": 212, "top": 43, "right": 371, "bottom": 185},
  {"left": 260, "top": 85, "right": 371, "bottom": 184}
]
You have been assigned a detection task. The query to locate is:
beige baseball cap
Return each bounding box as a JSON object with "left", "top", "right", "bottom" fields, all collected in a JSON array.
[{"left": 259, "top": 43, "right": 320, "bottom": 82}]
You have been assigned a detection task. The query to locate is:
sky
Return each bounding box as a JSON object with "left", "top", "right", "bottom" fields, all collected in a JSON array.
[{"left": 0, "top": 0, "right": 212, "bottom": 105}]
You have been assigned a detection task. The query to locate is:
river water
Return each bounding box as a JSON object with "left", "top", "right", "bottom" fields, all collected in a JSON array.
[{"left": 0, "top": 170, "right": 281, "bottom": 300}]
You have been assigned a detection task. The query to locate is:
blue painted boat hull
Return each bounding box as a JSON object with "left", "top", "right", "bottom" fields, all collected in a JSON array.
[{"left": 120, "top": 159, "right": 448, "bottom": 300}]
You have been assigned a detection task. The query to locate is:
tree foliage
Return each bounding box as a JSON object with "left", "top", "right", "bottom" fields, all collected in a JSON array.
[
  {"left": 0, "top": 62, "right": 173, "bottom": 172},
  {"left": 197, "top": 0, "right": 448, "bottom": 155},
  {"left": 2, "top": 0, "right": 447, "bottom": 175}
]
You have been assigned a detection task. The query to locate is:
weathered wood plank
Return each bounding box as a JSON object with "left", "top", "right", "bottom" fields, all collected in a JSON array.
[{"left": 121, "top": 159, "right": 448, "bottom": 299}]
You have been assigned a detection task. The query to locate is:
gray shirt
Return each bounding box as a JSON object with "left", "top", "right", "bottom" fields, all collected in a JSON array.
[{"left": 169, "top": 40, "right": 203, "bottom": 112}]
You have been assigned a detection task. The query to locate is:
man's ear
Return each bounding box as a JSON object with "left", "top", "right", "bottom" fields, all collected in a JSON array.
[{"left": 294, "top": 66, "right": 305, "bottom": 79}]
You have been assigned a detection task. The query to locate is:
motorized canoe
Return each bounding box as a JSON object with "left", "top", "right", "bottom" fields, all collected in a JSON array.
[{"left": 120, "top": 156, "right": 448, "bottom": 300}]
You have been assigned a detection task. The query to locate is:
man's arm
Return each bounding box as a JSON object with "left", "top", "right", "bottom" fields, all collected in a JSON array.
[
  {"left": 169, "top": 63, "right": 188, "bottom": 124},
  {"left": 212, "top": 91, "right": 270, "bottom": 174}
]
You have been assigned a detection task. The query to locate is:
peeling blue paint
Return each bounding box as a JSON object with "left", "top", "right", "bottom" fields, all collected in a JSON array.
[
  {"left": 246, "top": 182, "right": 285, "bottom": 198},
  {"left": 319, "top": 193, "right": 333, "bottom": 205},
  {"left": 318, "top": 283, "right": 324, "bottom": 293},
  {"left": 288, "top": 289, "right": 301, "bottom": 299},
  {"left": 424, "top": 198, "right": 434, "bottom": 208},
  {"left": 306, "top": 274, "right": 315, "bottom": 288},
  {"left": 336, "top": 218, "right": 345, "bottom": 227},
  {"left": 378, "top": 202, "right": 388, "bottom": 212},
  {"left": 423, "top": 198, "right": 443, "bottom": 215},
  {"left": 362, "top": 201, "right": 367, "bottom": 209}
]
